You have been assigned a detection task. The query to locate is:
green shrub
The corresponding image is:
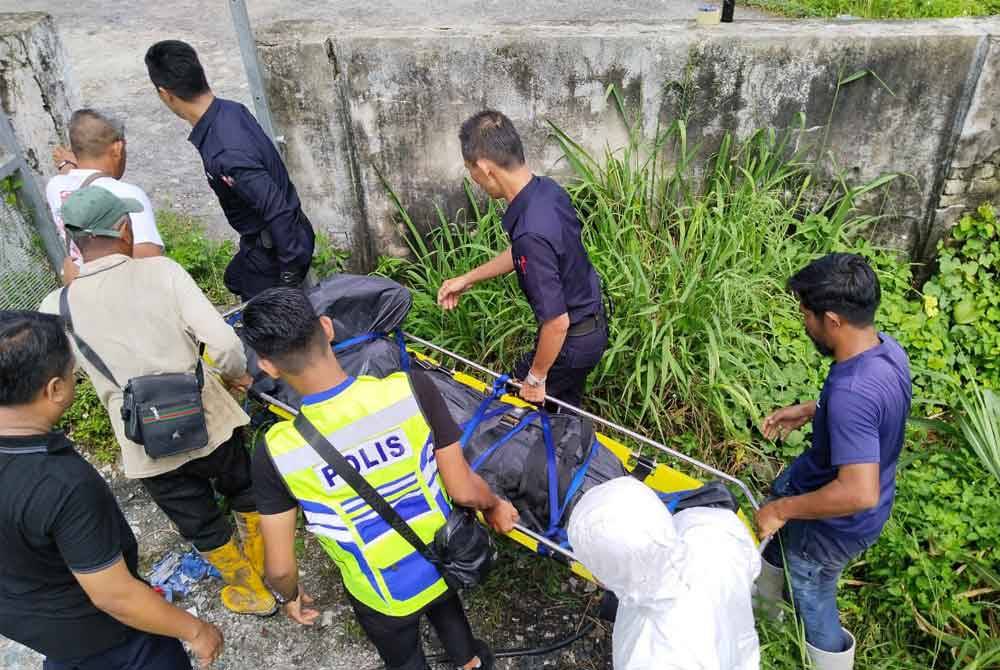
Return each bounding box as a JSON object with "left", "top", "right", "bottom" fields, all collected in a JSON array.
[
  {"left": 312, "top": 232, "right": 351, "bottom": 280},
  {"left": 845, "top": 434, "right": 1000, "bottom": 651},
  {"left": 750, "top": 0, "right": 1000, "bottom": 18},
  {"left": 59, "top": 378, "right": 118, "bottom": 465},
  {"left": 157, "top": 210, "right": 236, "bottom": 305}
]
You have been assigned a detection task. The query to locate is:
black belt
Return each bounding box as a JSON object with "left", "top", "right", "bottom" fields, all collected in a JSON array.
[{"left": 567, "top": 313, "right": 601, "bottom": 337}]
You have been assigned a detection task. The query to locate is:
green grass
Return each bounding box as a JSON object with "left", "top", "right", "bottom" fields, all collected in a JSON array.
[
  {"left": 376, "top": 96, "right": 1000, "bottom": 667},
  {"left": 751, "top": 0, "right": 1000, "bottom": 18}
]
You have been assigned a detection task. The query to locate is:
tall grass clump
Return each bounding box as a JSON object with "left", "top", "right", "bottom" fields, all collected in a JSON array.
[{"left": 377, "top": 96, "right": 894, "bottom": 460}]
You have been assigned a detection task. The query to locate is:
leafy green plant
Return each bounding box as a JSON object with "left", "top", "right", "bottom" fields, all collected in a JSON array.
[
  {"left": 157, "top": 209, "right": 236, "bottom": 305},
  {"left": 749, "top": 0, "right": 1000, "bottom": 18},
  {"left": 957, "top": 384, "right": 1000, "bottom": 486},
  {"left": 59, "top": 378, "right": 117, "bottom": 464},
  {"left": 849, "top": 437, "right": 1000, "bottom": 647},
  {"left": 311, "top": 232, "right": 351, "bottom": 280}
]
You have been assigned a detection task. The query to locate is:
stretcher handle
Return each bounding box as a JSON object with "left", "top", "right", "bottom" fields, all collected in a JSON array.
[{"left": 402, "top": 332, "right": 763, "bottom": 512}]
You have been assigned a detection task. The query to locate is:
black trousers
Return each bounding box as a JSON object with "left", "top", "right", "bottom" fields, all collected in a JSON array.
[
  {"left": 43, "top": 630, "right": 190, "bottom": 670},
  {"left": 514, "top": 316, "right": 609, "bottom": 409},
  {"left": 140, "top": 431, "right": 255, "bottom": 552},
  {"left": 349, "top": 591, "right": 477, "bottom": 670}
]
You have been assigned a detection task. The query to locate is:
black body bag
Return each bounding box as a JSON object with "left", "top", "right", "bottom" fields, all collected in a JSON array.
[
  {"left": 60, "top": 288, "right": 209, "bottom": 458},
  {"left": 293, "top": 411, "right": 496, "bottom": 591}
]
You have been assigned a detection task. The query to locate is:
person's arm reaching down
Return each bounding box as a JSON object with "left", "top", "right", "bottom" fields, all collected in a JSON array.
[
  {"left": 520, "top": 313, "right": 569, "bottom": 403},
  {"left": 438, "top": 247, "right": 514, "bottom": 310},
  {"left": 756, "top": 462, "right": 880, "bottom": 538},
  {"left": 258, "top": 508, "right": 319, "bottom": 626},
  {"left": 169, "top": 260, "right": 251, "bottom": 388},
  {"left": 54, "top": 474, "right": 222, "bottom": 667},
  {"left": 74, "top": 560, "right": 223, "bottom": 668},
  {"left": 757, "top": 389, "right": 882, "bottom": 538},
  {"left": 435, "top": 443, "right": 519, "bottom": 533}
]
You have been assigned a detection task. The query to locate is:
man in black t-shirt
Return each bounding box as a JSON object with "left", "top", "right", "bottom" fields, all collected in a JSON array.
[{"left": 0, "top": 311, "right": 223, "bottom": 670}]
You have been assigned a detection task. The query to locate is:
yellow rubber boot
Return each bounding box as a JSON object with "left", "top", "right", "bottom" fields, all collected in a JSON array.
[
  {"left": 234, "top": 510, "right": 266, "bottom": 577},
  {"left": 202, "top": 537, "right": 277, "bottom": 616}
]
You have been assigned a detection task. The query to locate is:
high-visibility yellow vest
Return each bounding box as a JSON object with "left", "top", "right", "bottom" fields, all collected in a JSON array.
[{"left": 264, "top": 373, "right": 451, "bottom": 616}]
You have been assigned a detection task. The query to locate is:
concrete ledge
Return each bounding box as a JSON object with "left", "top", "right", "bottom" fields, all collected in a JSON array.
[
  {"left": 0, "top": 12, "right": 80, "bottom": 187},
  {"left": 258, "top": 17, "right": 1000, "bottom": 266}
]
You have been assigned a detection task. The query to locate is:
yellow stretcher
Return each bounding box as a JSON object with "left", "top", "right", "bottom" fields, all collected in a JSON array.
[{"left": 247, "top": 330, "right": 763, "bottom": 584}]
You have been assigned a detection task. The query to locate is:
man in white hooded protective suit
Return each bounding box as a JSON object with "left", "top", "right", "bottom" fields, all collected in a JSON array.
[{"left": 567, "top": 477, "right": 761, "bottom": 670}]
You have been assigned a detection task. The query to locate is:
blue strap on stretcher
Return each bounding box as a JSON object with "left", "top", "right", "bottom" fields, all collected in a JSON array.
[
  {"left": 333, "top": 332, "right": 383, "bottom": 352},
  {"left": 322, "top": 335, "right": 599, "bottom": 551},
  {"left": 331, "top": 329, "right": 410, "bottom": 371}
]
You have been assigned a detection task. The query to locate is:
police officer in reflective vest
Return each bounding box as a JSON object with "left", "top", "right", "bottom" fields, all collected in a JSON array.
[
  {"left": 243, "top": 288, "right": 519, "bottom": 670},
  {"left": 438, "top": 110, "right": 608, "bottom": 408}
]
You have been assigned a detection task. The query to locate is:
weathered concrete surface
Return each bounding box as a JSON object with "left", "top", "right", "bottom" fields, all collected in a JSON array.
[
  {"left": 1, "top": 2, "right": 769, "bottom": 243},
  {"left": 0, "top": 12, "right": 79, "bottom": 186},
  {"left": 932, "top": 34, "right": 1000, "bottom": 251},
  {"left": 259, "top": 18, "right": 1000, "bottom": 268}
]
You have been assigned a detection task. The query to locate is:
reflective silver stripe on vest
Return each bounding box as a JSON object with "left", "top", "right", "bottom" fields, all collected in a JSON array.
[{"left": 272, "top": 395, "right": 422, "bottom": 475}]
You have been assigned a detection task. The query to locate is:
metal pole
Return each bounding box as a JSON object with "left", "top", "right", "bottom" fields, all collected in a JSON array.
[
  {"left": 229, "top": 0, "right": 278, "bottom": 142},
  {"left": 403, "top": 332, "right": 762, "bottom": 510},
  {"left": 0, "top": 110, "right": 65, "bottom": 274}
]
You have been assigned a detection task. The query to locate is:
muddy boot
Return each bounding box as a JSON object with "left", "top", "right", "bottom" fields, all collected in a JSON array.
[
  {"left": 202, "top": 537, "right": 277, "bottom": 616},
  {"left": 806, "top": 629, "right": 856, "bottom": 670},
  {"left": 753, "top": 554, "right": 786, "bottom": 621},
  {"left": 233, "top": 510, "right": 266, "bottom": 577}
]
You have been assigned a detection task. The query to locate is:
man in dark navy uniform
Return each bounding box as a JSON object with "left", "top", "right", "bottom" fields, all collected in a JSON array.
[
  {"left": 145, "top": 40, "right": 315, "bottom": 300},
  {"left": 438, "top": 110, "right": 607, "bottom": 407}
]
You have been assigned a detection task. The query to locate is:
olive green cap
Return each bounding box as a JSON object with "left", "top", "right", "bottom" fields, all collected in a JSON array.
[{"left": 61, "top": 186, "right": 143, "bottom": 239}]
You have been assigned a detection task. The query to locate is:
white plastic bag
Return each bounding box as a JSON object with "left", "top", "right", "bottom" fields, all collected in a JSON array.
[{"left": 567, "top": 478, "right": 760, "bottom": 670}]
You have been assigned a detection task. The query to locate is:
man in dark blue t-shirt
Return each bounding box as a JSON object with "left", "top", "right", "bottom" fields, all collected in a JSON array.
[
  {"left": 755, "top": 253, "right": 911, "bottom": 669},
  {"left": 437, "top": 111, "right": 607, "bottom": 408}
]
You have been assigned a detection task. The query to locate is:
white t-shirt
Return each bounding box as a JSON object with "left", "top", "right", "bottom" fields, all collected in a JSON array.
[{"left": 46, "top": 169, "right": 164, "bottom": 265}]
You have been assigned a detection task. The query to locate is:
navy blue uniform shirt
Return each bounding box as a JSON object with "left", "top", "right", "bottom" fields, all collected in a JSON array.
[
  {"left": 188, "top": 97, "right": 314, "bottom": 276},
  {"left": 783, "top": 333, "right": 912, "bottom": 542},
  {"left": 501, "top": 176, "right": 602, "bottom": 325}
]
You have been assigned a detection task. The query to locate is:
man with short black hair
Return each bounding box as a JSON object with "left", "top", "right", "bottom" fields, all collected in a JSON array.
[
  {"left": 754, "top": 253, "right": 912, "bottom": 670},
  {"left": 439, "top": 110, "right": 607, "bottom": 408},
  {"left": 242, "top": 287, "right": 518, "bottom": 670},
  {"left": 144, "top": 39, "right": 315, "bottom": 299},
  {"left": 39, "top": 186, "right": 276, "bottom": 617},
  {"left": 0, "top": 310, "right": 223, "bottom": 669},
  {"left": 47, "top": 108, "right": 164, "bottom": 284}
]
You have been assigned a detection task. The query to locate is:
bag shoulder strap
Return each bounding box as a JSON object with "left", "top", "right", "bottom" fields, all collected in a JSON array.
[
  {"left": 293, "top": 411, "right": 432, "bottom": 557},
  {"left": 79, "top": 171, "right": 114, "bottom": 189},
  {"left": 59, "top": 287, "right": 121, "bottom": 388}
]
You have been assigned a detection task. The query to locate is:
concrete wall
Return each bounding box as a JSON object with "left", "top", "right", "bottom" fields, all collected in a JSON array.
[
  {"left": 258, "top": 18, "right": 1000, "bottom": 270},
  {"left": 0, "top": 13, "right": 79, "bottom": 187}
]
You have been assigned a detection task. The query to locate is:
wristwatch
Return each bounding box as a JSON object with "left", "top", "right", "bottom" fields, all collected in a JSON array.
[
  {"left": 271, "top": 584, "right": 298, "bottom": 605},
  {"left": 525, "top": 371, "right": 546, "bottom": 387}
]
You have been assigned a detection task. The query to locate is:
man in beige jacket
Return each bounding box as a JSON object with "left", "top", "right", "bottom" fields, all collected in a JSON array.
[{"left": 40, "top": 186, "right": 275, "bottom": 617}]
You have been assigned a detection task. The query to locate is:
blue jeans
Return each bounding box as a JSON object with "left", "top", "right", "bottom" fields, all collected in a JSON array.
[
  {"left": 43, "top": 630, "right": 191, "bottom": 670},
  {"left": 763, "top": 470, "right": 875, "bottom": 652}
]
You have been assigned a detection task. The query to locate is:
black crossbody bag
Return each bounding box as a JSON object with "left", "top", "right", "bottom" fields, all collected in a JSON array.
[
  {"left": 293, "top": 411, "right": 496, "bottom": 591},
  {"left": 59, "top": 287, "right": 210, "bottom": 458}
]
